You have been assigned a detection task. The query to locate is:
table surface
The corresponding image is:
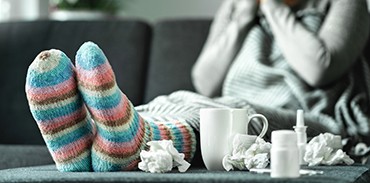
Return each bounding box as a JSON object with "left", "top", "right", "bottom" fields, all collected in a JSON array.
[{"left": 0, "top": 164, "right": 369, "bottom": 183}]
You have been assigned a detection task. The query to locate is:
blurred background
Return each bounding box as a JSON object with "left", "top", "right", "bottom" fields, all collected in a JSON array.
[{"left": 0, "top": 0, "right": 224, "bottom": 23}]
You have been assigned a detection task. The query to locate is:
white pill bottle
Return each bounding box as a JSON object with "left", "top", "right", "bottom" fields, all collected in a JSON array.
[{"left": 270, "top": 130, "right": 300, "bottom": 178}]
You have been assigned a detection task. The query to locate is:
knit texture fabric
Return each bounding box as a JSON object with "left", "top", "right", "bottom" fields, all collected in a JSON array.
[
  {"left": 75, "top": 42, "right": 196, "bottom": 172},
  {"left": 25, "top": 50, "right": 94, "bottom": 172}
]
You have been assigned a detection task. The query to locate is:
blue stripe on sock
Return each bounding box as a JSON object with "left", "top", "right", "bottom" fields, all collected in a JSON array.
[
  {"left": 47, "top": 124, "right": 91, "bottom": 151},
  {"left": 58, "top": 152, "right": 92, "bottom": 172},
  {"left": 76, "top": 42, "right": 107, "bottom": 70},
  {"left": 82, "top": 88, "right": 121, "bottom": 110},
  {"left": 31, "top": 99, "right": 82, "bottom": 121},
  {"left": 149, "top": 122, "right": 162, "bottom": 141},
  {"left": 91, "top": 151, "right": 133, "bottom": 172},
  {"left": 27, "top": 55, "right": 73, "bottom": 88}
]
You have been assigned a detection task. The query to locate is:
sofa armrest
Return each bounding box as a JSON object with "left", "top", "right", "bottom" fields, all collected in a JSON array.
[{"left": 0, "top": 145, "right": 54, "bottom": 170}]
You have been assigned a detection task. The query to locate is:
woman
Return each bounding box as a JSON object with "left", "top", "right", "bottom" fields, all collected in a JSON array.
[{"left": 25, "top": 0, "right": 370, "bottom": 172}]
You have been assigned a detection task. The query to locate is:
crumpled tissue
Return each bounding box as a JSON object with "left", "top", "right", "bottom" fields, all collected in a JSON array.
[
  {"left": 138, "top": 140, "right": 191, "bottom": 173},
  {"left": 304, "top": 133, "right": 354, "bottom": 166},
  {"left": 222, "top": 134, "right": 271, "bottom": 171}
]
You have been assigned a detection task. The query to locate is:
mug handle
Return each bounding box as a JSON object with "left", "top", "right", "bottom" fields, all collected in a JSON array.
[{"left": 247, "top": 114, "right": 268, "bottom": 138}]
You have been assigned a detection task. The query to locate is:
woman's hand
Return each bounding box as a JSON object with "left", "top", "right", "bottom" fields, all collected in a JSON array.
[
  {"left": 208, "top": 0, "right": 258, "bottom": 42},
  {"left": 260, "top": 0, "right": 369, "bottom": 87}
]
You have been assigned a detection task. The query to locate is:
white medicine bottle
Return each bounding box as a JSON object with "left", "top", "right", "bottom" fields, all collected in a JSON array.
[{"left": 270, "top": 130, "right": 300, "bottom": 178}]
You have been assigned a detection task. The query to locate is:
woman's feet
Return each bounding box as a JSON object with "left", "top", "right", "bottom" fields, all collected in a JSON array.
[
  {"left": 25, "top": 50, "right": 94, "bottom": 172},
  {"left": 26, "top": 42, "right": 197, "bottom": 172}
]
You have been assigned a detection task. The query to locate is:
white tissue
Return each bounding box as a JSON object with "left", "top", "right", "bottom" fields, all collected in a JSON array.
[
  {"left": 304, "top": 133, "right": 354, "bottom": 166},
  {"left": 138, "top": 140, "right": 191, "bottom": 173},
  {"left": 222, "top": 134, "right": 271, "bottom": 171}
]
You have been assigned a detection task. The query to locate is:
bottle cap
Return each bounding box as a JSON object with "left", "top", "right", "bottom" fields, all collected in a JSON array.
[{"left": 271, "top": 130, "right": 297, "bottom": 146}]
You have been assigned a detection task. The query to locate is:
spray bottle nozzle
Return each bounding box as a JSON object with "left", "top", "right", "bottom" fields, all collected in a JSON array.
[{"left": 296, "top": 109, "right": 305, "bottom": 127}]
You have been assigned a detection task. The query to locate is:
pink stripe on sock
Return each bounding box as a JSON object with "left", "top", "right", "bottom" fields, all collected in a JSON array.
[
  {"left": 26, "top": 77, "right": 76, "bottom": 100},
  {"left": 174, "top": 121, "right": 194, "bottom": 159},
  {"left": 38, "top": 108, "right": 86, "bottom": 132},
  {"left": 94, "top": 117, "right": 146, "bottom": 156},
  {"left": 174, "top": 121, "right": 189, "bottom": 141},
  {"left": 157, "top": 124, "right": 171, "bottom": 140},
  {"left": 53, "top": 134, "right": 92, "bottom": 162},
  {"left": 76, "top": 61, "right": 114, "bottom": 87}
]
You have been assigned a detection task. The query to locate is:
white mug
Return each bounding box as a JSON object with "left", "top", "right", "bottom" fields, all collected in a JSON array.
[{"left": 200, "top": 108, "right": 268, "bottom": 171}]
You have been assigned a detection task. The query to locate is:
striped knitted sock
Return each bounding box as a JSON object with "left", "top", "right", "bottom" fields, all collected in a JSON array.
[
  {"left": 75, "top": 41, "right": 196, "bottom": 172},
  {"left": 25, "top": 50, "right": 94, "bottom": 172}
]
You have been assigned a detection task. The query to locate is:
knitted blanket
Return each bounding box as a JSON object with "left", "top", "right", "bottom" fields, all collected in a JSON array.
[{"left": 137, "top": 5, "right": 370, "bottom": 143}]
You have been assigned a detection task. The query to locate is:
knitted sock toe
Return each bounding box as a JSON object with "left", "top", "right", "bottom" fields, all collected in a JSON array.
[
  {"left": 75, "top": 42, "right": 196, "bottom": 172},
  {"left": 25, "top": 50, "right": 94, "bottom": 172}
]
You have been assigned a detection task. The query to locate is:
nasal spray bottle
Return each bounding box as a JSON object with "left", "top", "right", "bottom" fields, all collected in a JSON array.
[{"left": 293, "top": 109, "right": 308, "bottom": 165}]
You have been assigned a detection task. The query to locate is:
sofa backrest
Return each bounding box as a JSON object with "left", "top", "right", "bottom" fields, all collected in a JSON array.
[
  {"left": 0, "top": 20, "right": 151, "bottom": 144},
  {"left": 144, "top": 19, "right": 211, "bottom": 103}
]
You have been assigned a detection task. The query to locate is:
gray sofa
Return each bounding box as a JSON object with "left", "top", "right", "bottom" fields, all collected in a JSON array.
[{"left": 0, "top": 19, "right": 369, "bottom": 183}]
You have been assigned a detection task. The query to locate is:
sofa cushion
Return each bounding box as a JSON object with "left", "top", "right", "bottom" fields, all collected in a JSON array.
[
  {"left": 0, "top": 145, "right": 53, "bottom": 170},
  {"left": 144, "top": 19, "right": 211, "bottom": 103},
  {"left": 0, "top": 164, "right": 369, "bottom": 183},
  {"left": 0, "top": 20, "right": 151, "bottom": 144}
]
